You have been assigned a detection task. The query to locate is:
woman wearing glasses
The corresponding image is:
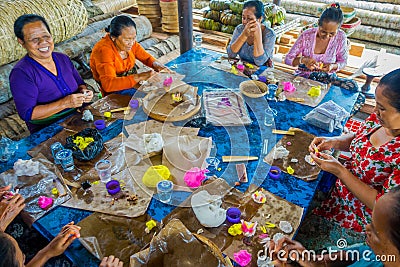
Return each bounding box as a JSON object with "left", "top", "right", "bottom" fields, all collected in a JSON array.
[
  {"left": 9, "top": 14, "right": 93, "bottom": 134},
  {"left": 285, "top": 3, "right": 357, "bottom": 90}
]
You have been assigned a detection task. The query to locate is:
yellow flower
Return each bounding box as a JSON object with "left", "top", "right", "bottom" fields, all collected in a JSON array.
[
  {"left": 287, "top": 166, "right": 295, "bottom": 175},
  {"left": 228, "top": 223, "right": 243, "bottom": 236}
]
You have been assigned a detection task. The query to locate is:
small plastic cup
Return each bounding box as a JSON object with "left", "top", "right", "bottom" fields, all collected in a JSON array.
[
  {"left": 194, "top": 34, "right": 202, "bottom": 51},
  {"left": 95, "top": 159, "right": 112, "bottom": 183},
  {"left": 106, "top": 180, "right": 121, "bottom": 195},
  {"left": 156, "top": 180, "right": 173, "bottom": 204},
  {"left": 267, "top": 84, "right": 278, "bottom": 101},
  {"left": 94, "top": 119, "right": 106, "bottom": 130},
  {"left": 226, "top": 207, "right": 241, "bottom": 224},
  {"left": 269, "top": 166, "right": 281, "bottom": 180},
  {"left": 56, "top": 149, "right": 75, "bottom": 172},
  {"left": 50, "top": 142, "right": 64, "bottom": 164}
]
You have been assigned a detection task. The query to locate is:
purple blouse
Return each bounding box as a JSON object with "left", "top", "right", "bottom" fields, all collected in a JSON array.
[
  {"left": 10, "top": 52, "right": 85, "bottom": 133},
  {"left": 284, "top": 27, "right": 348, "bottom": 77}
]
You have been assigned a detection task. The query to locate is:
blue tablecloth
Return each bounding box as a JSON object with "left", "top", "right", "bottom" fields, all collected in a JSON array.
[{"left": 0, "top": 48, "right": 360, "bottom": 266}]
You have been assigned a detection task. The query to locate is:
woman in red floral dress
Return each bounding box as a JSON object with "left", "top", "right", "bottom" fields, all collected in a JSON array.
[{"left": 309, "top": 68, "right": 400, "bottom": 233}]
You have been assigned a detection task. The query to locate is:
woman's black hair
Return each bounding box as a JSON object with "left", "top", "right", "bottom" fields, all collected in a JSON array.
[
  {"left": 0, "top": 232, "right": 20, "bottom": 267},
  {"left": 379, "top": 68, "right": 400, "bottom": 112},
  {"left": 318, "top": 3, "right": 343, "bottom": 26},
  {"left": 14, "top": 14, "right": 51, "bottom": 41},
  {"left": 105, "top": 15, "right": 136, "bottom": 38},
  {"left": 387, "top": 186, "right": 400, "bottom": 254},
  {"left": 243, "top": 0, "right": 264, "bottom": 20}
]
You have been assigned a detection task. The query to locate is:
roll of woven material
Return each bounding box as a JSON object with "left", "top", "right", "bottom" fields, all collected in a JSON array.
[
  {"left": 305, "top": 0, "right": 400, "bottom": 15},
  {"left": 280, "top": 0, "right": 400, "bottom": 30},
  {"left": 0, "top": 0, "right": 88, "bottom": 66},
  {"left": 91, "top": 0, "right": 136, "bottom": 14}
]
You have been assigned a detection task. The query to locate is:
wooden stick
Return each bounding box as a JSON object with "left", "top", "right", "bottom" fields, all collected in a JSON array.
[
  {"left": 272, "top": 129, "right": 295, "bottom": 135},
  {"left": 222, "top": 156, "right": 258, "bottom": 162},
  {"left": 110, "top": 107, "right": 130, "bottom": 113}
]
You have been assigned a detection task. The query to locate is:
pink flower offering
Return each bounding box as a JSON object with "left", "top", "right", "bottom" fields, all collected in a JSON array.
[
  {"left": 38, "top": 196, "right": 53, "bottom": 210},
  {"left": 237, "top": 64, "right": 245, "bottom": 71},
  {"left": 234, "top": 250, "right": 252, "bottom": 266},
  {"left": 282, "top": 81, "right": 296, "bottom": 92},
  {"left": 163, "top": 77, "right": 173, "bottom": 87},
  {"left": 183, "top": 167, "right": 208, "bottom": 188}
]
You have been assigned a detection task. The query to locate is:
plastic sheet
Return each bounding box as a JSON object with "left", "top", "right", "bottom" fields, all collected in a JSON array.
[
  {"left": 138, "top": 72, "right": 185, "bottom": 92},
  {"left": 130, "top": 219, "right": 229, "bottom": 267},
  {"left": 0, "top": 154, "right": 71, "bottom": 222},
  {"left": 263, "top": 128, "right": 322, "bottom": 181},
  {"left": 203, "top": 89, "right": 252, "bottom": 126},
  {"left": 77, "top": 212, "right": 156, "bottom": 265},
  {"left": 303, "top": 100, "right": 350, "bottom": 132},
  {"left": 65, "top": 128, "right": 104, "bottom": 161}
]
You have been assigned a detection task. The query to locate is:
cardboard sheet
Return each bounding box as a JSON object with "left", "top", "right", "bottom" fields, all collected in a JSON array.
[
  {"left": 263, "top": 127, "right": 321, "bottom": 181},
  {"left": 162, "top": 179, "right": 304, "bottom": 267},
  {"left": 77, "top": 212, "right": 156, "bottom": 265},
  {"left": 63, "top": 168, "right": 153, "bottom": 218},
  {"left": 130, "top": 219, "right": 227, "bottom": 267}
]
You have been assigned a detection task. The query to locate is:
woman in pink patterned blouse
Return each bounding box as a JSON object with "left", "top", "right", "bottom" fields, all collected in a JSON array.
[
  {"left": 309, "top": 68, "right": 400, "bottom": 233},
  {"left": 285, "top": 4, "right": 358, "bottom": 90}
]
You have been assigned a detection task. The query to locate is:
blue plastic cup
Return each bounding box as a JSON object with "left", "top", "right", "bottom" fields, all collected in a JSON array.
[{"left": 157, "top": 180, "right": 173, "bottom": 203}]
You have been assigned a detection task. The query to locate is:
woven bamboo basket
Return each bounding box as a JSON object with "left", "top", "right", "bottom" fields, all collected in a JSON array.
[
  {"left": 0, "top": 0, "right": 87, "bottom": 66},
  {"left": 137, "top": 1, "right": 161, "bottom": 28},
  {"left": 137, "top": 0, "right": 158, "bottom": 4},
  {"left": 160, "top": 0, "right": 178, "bottom": 33}
]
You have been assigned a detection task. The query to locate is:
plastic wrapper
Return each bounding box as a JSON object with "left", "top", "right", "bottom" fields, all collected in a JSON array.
[
  {"left": 65, "top": 128, "right": 104, "bottom": 161},
  {"left": 0, "top": 154, "right": 71, "bottom": 222},
  {"left": 260, "top": 68, "right": 329, "bottom": 107},
  {"left": 303, "top": 100, "right": 350, "bottom": 132},
  {"left": 263, "top": 128, "right": 321, "bottom": 181},
  {"left": 0, "top": 136, "right": 18, "bottom": 162},
  {"left": 77, "top": 212, "right": 157, "bottom": 265},
  {"left": 203, "top": 89, "right": 252, "bottom": 126},
  {"left": 138, "top": 72, "right": 185, "bottom": 92},
  {"left": 28, "top": 129, "right": 111, "bottom": 187},
  {"left": 162, "top": 179, "right": 304, "bottom": 266},
  {"left": 130, "top": 219, "right": 229, "bottom": 267},
  {"left": 162, "top": 135, "right": 212, "bottom": 187}
]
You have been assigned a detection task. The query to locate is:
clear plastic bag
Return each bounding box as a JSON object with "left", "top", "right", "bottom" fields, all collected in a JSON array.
[{"left": 303, "top": 100, "right": 350, "bottom": 132}]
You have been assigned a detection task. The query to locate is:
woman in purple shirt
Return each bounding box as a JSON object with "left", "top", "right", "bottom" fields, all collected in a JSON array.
[
  {"left": 9, "top": 14, "right": 93, "bottom": 133},
  {"left": 285, "top": 4, "right": 358, "bottom": 91}
]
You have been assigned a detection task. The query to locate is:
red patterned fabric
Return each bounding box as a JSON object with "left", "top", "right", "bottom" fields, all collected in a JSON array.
[{"left": 314, "top": 113, "right": 400, "bottom": 232}]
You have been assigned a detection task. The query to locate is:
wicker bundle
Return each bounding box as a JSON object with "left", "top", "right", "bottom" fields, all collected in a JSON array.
[
  {"left": 160, "top": 0, "right": 179, "bottom": 33},
  {"left": 0, "top": 0, "right": 88, "bottom": 66},
  {"left": 305, "top": 0, "right": 400, "bottom": 15},
  {"left": 91, "top": 0, "right": 136, "bottom": 14},
  {"left": 137, "top": 0, "right": 161, "bottom": 29}
]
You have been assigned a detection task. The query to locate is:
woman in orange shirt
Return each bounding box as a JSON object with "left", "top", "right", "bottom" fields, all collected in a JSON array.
[{"left": 90, "top": 15, "right": 166, "bottom": 95}]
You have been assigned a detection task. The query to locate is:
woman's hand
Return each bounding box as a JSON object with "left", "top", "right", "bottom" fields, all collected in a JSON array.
[
  {"left": 310, "top": 152, "right": 346, "bottom": 177},
  {"left": 64, "top": 93, "right": 85, "bottom": 108},
  {"left": 100, "top": 256, "right": 123, "bottom": 267},
  {"left": 243, "top": 19, "right": 258, "bottom": 37},
  {"left": 42, "top": 222, "right": 81, "bottom": 258},
  {"left": 321, "top": 63, "right": 337, "bottom": 72},
  {"left": 301, "top": 57, "right": 318, "bottom": 70},
  {"left": 309, "top": 137, "right": 336, "bottom": 153},
  {"left": 272, "top": 237, "right": 320, "bottom": 267},
  {"left": 133, "top": 70, "right": 156, "bottom": 83},
  {"left": 81, "top": 89, "right": 94, "bottom": 103},
  {"left": 0, "top": 193, "right": 25, "bottom": 231},
  {"left": 152, "top": 61, "right": 169, "bottom": 72}
]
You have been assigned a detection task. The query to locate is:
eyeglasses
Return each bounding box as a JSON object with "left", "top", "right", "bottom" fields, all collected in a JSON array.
[{"left": 26, "top": 35, "right": 52, "bottom": 44}]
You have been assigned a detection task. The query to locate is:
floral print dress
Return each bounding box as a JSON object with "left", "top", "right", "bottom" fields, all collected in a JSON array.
[{"left": 314, "top": 113, "right": 400, "bottom": 232}]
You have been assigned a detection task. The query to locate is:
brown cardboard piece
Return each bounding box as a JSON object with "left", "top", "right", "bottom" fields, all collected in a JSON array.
[{"left": 263, "top": 127, "right": 321, "bottom": 181}]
